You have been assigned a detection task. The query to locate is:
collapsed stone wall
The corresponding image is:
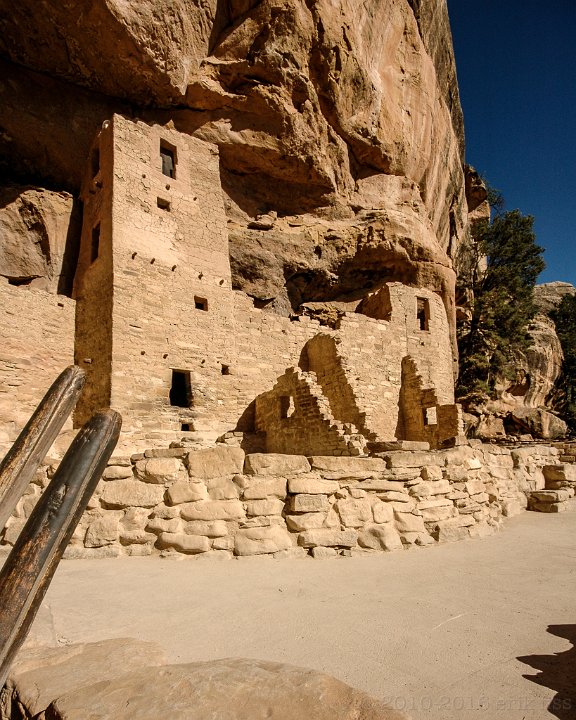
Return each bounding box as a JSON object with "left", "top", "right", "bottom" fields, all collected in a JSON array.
[{"left": 1, "top": 443, "right": 560, "bottom": 559}]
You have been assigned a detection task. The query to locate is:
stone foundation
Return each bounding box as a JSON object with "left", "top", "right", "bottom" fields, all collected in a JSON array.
[{"left": 1, "top": 443, "right": 562, "bottom": 560}]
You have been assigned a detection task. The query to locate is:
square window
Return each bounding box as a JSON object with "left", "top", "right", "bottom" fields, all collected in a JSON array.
[
  {"left": 157, "top": 197, "right": 171, "bottom": 211},
  {"left": 160, "top": 141, "right": 176, "bottom": 179},
  {"left": 194, "top": 296, "right": 208, "bottom": 311}
]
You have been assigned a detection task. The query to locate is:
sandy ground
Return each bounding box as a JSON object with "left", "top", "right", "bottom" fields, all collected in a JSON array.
[{"left": 19, "top": 506, "right": 576, "bottom": 720}]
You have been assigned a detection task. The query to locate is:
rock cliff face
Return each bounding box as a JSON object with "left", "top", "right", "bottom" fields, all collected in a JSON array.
[
  {"left": 468, "top": 283, "right": 575, "bottom": 440},
  {"left": 0, "top": 0, "right": 467, "bottom": 350},
  {"left": 0, "top": 187, "right": 80, "bottom": 294}
]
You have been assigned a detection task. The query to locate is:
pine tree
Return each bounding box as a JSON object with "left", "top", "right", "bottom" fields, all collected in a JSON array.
[{"left": 457, "top": 210, "right": 545, "bottom": 401}]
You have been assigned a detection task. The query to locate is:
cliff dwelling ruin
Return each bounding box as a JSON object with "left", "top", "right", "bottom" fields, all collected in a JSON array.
[{"left": 2, "top": 115, "right": 462, "bottom": 457}]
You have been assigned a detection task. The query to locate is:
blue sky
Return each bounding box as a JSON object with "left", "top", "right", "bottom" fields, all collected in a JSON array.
[{"left": 447, "top": 1, "right": 576, "bottom": 285}]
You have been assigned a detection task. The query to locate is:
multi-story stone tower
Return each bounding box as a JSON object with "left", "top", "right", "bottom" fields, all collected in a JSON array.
[{"left": 74, "top": 115, "right": 236, "bottom": 446}]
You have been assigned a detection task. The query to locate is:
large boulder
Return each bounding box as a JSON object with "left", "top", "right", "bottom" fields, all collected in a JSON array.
[{"left": 3, "top": 642, "right": 409, "bottom": 720}]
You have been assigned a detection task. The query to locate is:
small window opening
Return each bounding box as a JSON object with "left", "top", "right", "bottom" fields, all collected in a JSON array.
[
  {"left": 416, "top": 297, "right": 429, "bottom": 331},
  {"left": 170, "top": 370, "right": 193, "bottom": 408},
  {"left": 91, "top": 224, "right": 100, "bottom": 264},
  {"left": 280, "top": 395, "right": 295, "bottom": 419},
  {"left": 181, "top": 423, "right": 191, "bottom": 431},
  {"left": 423, "top": 407, "right": 437, "bottom": 426},
  {"left": 91, "top": 147, "right": 100, "bottom": 177},
  {"left": 160, "top": 142, "right": 176, "bottom": 179},
  {"left": 157, "top": 197, "right": 171, "bottom": 211},
  {"left": 194, "top": 296, "right": 208, "bottom": 311},
  {"left": 221, "top": 364, "right": 230, "bottom": 375}
]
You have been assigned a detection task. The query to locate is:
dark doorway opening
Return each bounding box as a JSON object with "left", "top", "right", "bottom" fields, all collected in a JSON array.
[
  {"left": 416, "top": 297, "right": 429, "bottom": 331},
  {"left": 160, "top": 142, "right": 176, "bottom": 179},
  {"left": 170, "top": 370, "right": 192, "bottom": 408}
]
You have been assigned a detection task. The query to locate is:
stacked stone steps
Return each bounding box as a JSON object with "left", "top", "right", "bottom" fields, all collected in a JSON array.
[
  {"left": 297, "top": 371, "right": 367, "bottom": 455},
  {"left": 528, "top": 464, "right": 576, "bottom": 513}
]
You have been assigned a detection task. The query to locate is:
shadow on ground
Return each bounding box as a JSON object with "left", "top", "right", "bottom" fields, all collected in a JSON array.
[{"left": 519, "top": 625, "right": 576, "bottom": 719}]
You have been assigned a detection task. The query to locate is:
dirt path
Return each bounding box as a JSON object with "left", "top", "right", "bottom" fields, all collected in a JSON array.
[{"left": 23, "top": 506, "right": 576, "bottom": 720}]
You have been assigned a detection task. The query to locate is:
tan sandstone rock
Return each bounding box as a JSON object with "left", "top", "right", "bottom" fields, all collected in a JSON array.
[
  {"left": 244, "top": 454, "right": 311, "bottom": 476},
  {"left": 186, "top": 446, "right": 245, "bottom": 480}
]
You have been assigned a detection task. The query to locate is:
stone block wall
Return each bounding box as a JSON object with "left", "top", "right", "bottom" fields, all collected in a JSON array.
[
  {"left": 0, "top": 116, "right": 459, "bottom": 459},
  {"left": 254, "top": 368, "right": 366, "bottom": 456},
  {"left": 0, "top": 281, "right": 75, "bottom": 456},
  {"left": 1, "top": 443, "right": 561, "bottom": 559}
]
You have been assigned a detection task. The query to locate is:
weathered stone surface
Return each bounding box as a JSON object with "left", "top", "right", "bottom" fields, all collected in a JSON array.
[
  {"left": 244, "top": 454, "right": 310, "bottom": 476},
  {"left": 0, "top": 185, "right": 78, "bottom": 291},
  {"left": 2, "top": 518, "right": 26, "bottom": 545},
  {"left": 288, "top": 494, "right": 330, "bottom": 513},
  {"left": 38, "top": 657, "right": 407, "bottom": 720},
  {"left": 145, "top": 517, "right": 181, "bottom": 534},
  {"left": 298, "top": 529, "right": 357, "bottom": 548},
  {"left": 84, "top": 515, "right": 120, "bottom": 548},
  {"left": 543, "top": 464, "right": 576, "bottom": 482},
  {"left": 119, "top": 530, "right": 157, "bottom": 546},
  {"left": 187, "top": 446, "right": 245, "bottom": 480},
  {"left": 311, "top": 546, "right": 338, "bottom": 559},
  {"left": 234, "top": 526, "right": 293, "bottom": 556},
  {"left": 507, "top": 407, "right": 567, "bottom": 440},
  {"left": 287, "top": 477, "right": 339, "bottom": 495},
  {"left": 420, "top": 465, "right": 443, "bottom": 481},
  {"left": 419, "top": 505, "right": 457, "bottom": 522},
  {"left": 101, "top": 480, "right": 164, "bottom": 509},
  {"left": 103, "top": 465, "right": 133, "bottom": 480},
  {"left": 500, "top": 499, "right": 524, "bottom": 518},
  {"left": 285, "top": 512, "right": 327, "bottom": 532},
  {"left": 206, "top": 477, "right": 240, "bottom": 501},
  {"left": 378, "top": 491, "right": 411, "bottom": 503},
  {"left": 3, "top": 639, "right": 166, "bottom": 718},
  {"left": 309, "top": 457, "right": 386, "bottom": 475},
  {"left": 432, "top": 523, "right": 470, "bottom": 543},
  {"left": 158, "top": 532, "right": 210, "bottom": 554},
  {"left": 384, "top": 452, "right": 443, "bottom": 469},
  {"left": 393, "top": 511, "right": 426, "bottom": 534},
  {"left": 245, "top": 498, "right": 285, "bottom": 517},
  {"left": 242, "top": 478, "right": 287, "bottom": 499},
  {"left": 530, "top": 501, "right": 568, "bottom": 514},
  {"left": 351, "top": 479, "right": 403, "bottom": 492},
  {"left": 180, "top": 500, "right": 245, "bottom": 522},
  {"left": 531, "top": 489, "right": 570, "bottom": 503},
  {"left": 184, "top": 520, "right": 228, "bottom": 538},
  {"left": 335, "top": 498, "right": 372, "bottom": 528},
  {"left": 409, "top": 480, "right": 451, "bottom": 498},
  {"left": 135, "top": 457, "right": 184, "bottom": 484},
  {"left": 166, "top": 481, "right": 208, "bottom": 505},
  {"left": 371, "top": 501, "right": 394, "bottom": 524},
  {"left": 358, "top": 524, "right": 403, "bottom": 551}
]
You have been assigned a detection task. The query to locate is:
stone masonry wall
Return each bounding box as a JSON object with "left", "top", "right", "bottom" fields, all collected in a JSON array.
[
  {"left": 71, "top": 116, "right": 457, "bottom": 453},
  {"left": 0, "top": 280, "right": 75, "bottom": 457},
  {"left": 1, "top": 443, "right": 561, "bottom": 558},
  {"left": 1, "top": 117, "right": 457, "bottom": 458}
]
